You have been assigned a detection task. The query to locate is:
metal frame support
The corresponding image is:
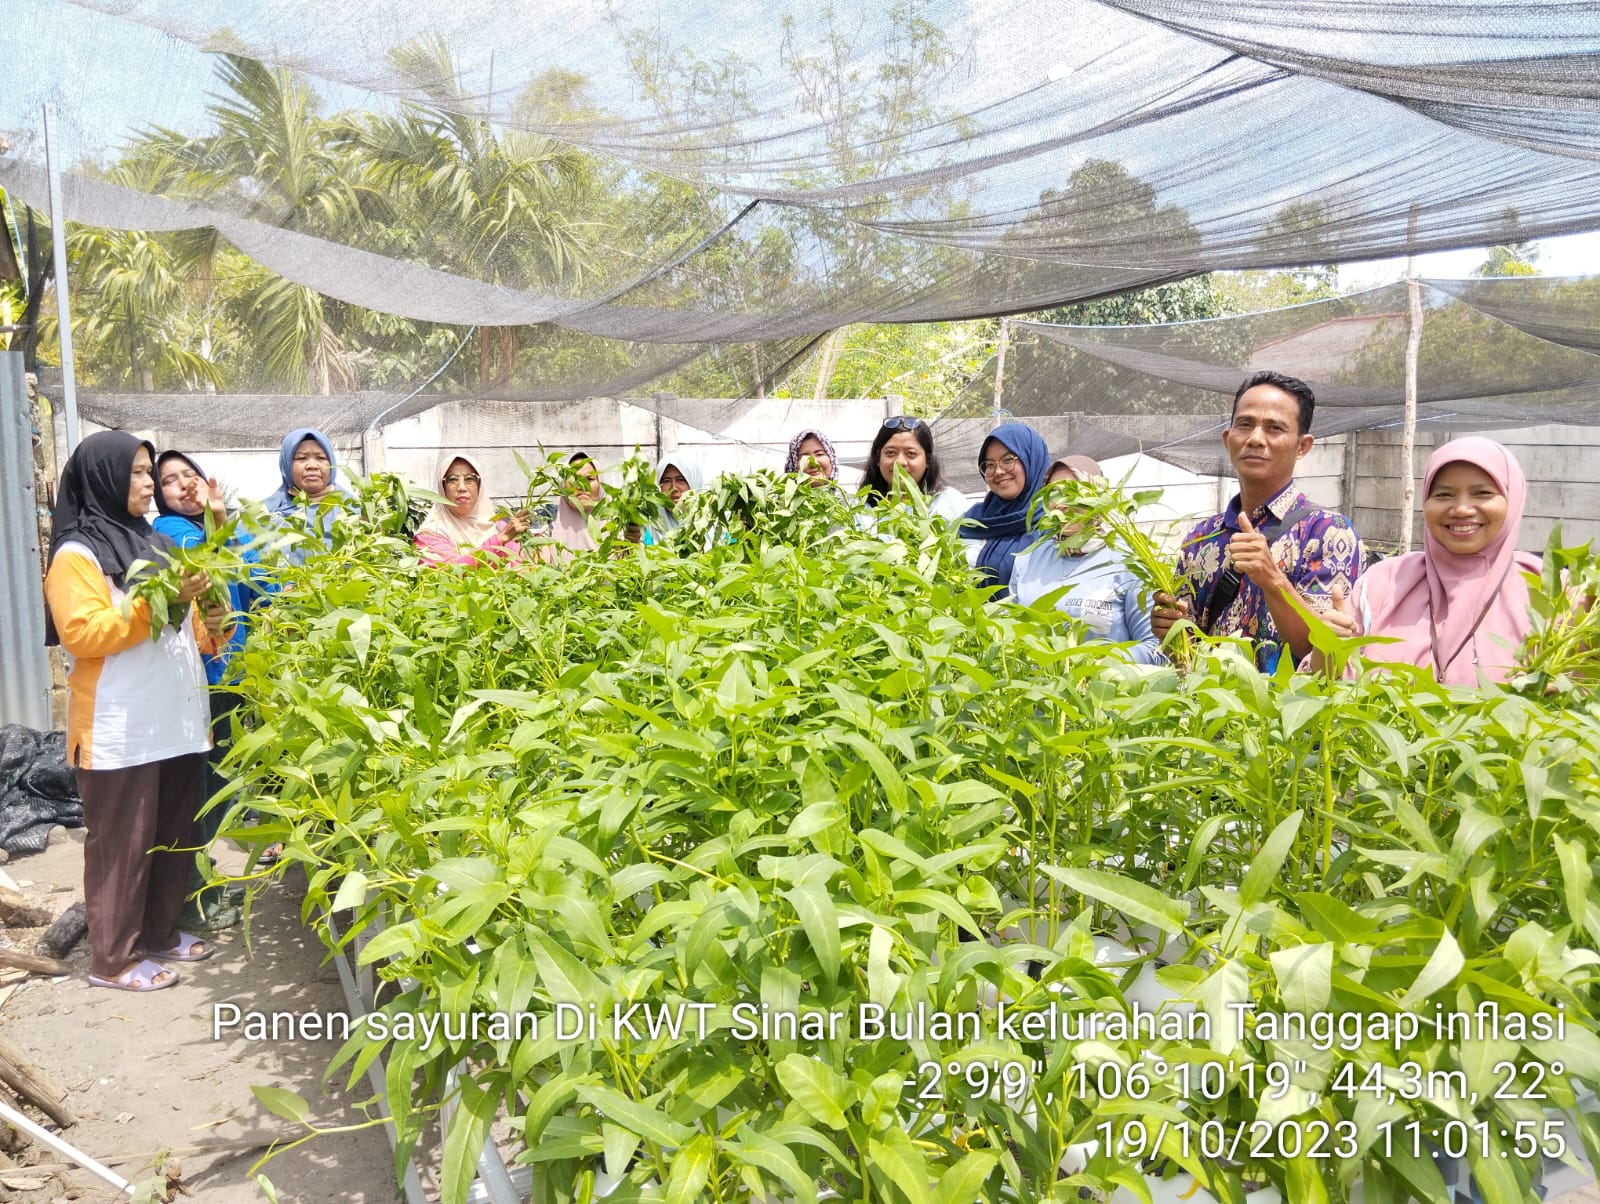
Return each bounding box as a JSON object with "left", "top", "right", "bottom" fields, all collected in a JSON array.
[
  {"left": 41, "top": 105, "right": 80, "bottom": 453},
  {"left": 0, "top": 350, "right": 53, "bottom": 729},
  {"left": 327, "top": 901, "right": 527, "bottom": 1203}
]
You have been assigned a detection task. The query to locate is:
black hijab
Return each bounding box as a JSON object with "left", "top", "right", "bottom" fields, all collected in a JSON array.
[
  {"left": 49, "top": 430, "right": 172, "bottom": 590},
  {"left": 153, "top": 449, "right": 207, "bottom": 521}
]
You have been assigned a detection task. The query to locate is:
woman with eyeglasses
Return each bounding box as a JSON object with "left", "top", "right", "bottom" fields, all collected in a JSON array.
[
  {"left": 415, "top": 454, "right": 531, "bottom": 567},
  {"left": 860, "top": 416, "right": 968, "bottom": 521},
  {"left": 959, "top": 421, "right": 1051, "bottom": 600}
]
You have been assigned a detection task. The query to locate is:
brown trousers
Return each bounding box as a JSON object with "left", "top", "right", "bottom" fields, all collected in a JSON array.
[{"left": 76, "top": 754, "right": 203, "bottom": 978}]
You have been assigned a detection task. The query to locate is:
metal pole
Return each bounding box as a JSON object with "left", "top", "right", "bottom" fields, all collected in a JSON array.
[
  {"left": 42, "top": 104, "right": 80, "bottom": 452},
  {"left": 0, "top": 351, "right": 54, "bottom": 730}
]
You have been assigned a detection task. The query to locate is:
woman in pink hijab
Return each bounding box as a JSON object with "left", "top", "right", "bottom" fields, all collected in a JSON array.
[{"left": 1321, "top": 437, "right": 1538, "bottom": 684}]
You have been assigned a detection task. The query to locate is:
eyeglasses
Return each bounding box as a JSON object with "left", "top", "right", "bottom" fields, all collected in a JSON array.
[
  {"left": 882, "top": 416, "right": 923, "bottom": 432},
  {"left": 442, "top": 474, "right": 481, "bottom": 487},
  {"left": 979, "top": 453, "right": 1020, "bottom": 477}
]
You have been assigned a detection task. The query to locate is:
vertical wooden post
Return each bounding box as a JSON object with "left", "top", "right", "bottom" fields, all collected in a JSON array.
[
  {"left": 1341, "top": 428, "right": 1360, "bottom": 524},
  {"left": 1400, "top": 280, "right": 1424, "bottom": 552},
  {"left": 1399, "top": 204, "right": 1422, "bottom": 552},
  {"left": 992, "top": 318, "right": 1010, "bottom": 419}
]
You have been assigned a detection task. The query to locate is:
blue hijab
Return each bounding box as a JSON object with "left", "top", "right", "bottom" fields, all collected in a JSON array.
[
  {"left": 265, "top": 428, "right": 342, "bottom": 514},
  {"left": 960, "top": 422, "right": 1050, "bottom": 598}
]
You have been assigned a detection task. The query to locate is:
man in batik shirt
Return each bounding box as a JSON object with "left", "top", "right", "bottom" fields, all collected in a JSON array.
[{"left": 1151, "top": 371, "right": 1362, "bottom": 672}]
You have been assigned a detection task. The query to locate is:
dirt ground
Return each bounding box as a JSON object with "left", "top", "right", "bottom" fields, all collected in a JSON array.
[{"left": 0, "top": 831, "right": 403, "bottom": 1203}]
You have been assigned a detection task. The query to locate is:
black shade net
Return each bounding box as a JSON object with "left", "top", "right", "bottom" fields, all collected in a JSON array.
[
  {"left": 933, "top": 275, "right": 1600, "bottom": 486},
  {"left": 4, "top": 0, "right": 1600, "bottom": 351}
]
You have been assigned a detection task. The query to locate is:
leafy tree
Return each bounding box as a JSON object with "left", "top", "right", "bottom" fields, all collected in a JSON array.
[
  {"left": 1032, "top": 275, "right": 1233, "bottom": 327},
  {"left": 1474, "top": 241, "right": 1541, "bottom": 278},
  {"left": 776, "top": 319, "right": 1000, "bottom": 412},
  {"left": 1213, "top": 268, "right": 1343, "bottom": 313},
  {"left": 1335, "top": 277, "right": 1594, "bottom": 403}
]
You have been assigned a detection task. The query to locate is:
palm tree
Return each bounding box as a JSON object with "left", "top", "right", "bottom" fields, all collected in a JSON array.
[
  {"left": 344, "top": 36, "right": 595, "bottom": 386},
  {"left": 147, "top": 55, "right": 368, "bottom": 393},
  {"left": 49, "top": 148, "right": 224, "bottom": 391}
]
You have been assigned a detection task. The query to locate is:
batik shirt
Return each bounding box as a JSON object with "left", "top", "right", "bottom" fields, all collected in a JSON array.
[{"left": 1175, "top": 481, "right": 1362, "bottom": 672}]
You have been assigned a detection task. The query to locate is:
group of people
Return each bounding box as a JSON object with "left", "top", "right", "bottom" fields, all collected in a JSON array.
[{"left": 42, "top": 370, "right": 1549, "bottom": 993}]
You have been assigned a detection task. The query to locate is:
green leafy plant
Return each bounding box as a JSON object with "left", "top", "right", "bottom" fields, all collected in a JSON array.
[
  {"left": 1513, "top": 529, "right": 1600, "bottom": 697},
  {"left": 1030, "top": 474, "right": 1195, "bottom": 666},
  {"left": 220, "top": 474, "right": 1600, "bottom": 1204}
]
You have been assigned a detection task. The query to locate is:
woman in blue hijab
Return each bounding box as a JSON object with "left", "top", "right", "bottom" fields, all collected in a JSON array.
[
  {"left": 265, "top": 428, "right": 350, "bottom": 560},
  {"left": 266, "top": 428, "right": 343, "bottom": 513},
  {"left": 959, "top": 422, "right": 1050, "bottom": 600}
]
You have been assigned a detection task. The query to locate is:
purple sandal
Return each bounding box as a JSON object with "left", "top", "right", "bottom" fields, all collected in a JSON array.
[
  {"left": 89, "top": 958, "right": 179, "bottom": 992},
  {"left": 150, "top": 932, "right": 213, "bottom": 963}
]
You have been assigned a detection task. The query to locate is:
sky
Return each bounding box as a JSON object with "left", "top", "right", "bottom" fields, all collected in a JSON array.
[{"left": 1341, "top": 229, "right": 1600, "bottom": 287}]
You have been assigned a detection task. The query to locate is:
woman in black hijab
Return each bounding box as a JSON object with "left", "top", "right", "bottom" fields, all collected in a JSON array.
[{"left": 44, "top": 431, "right": 224, "bottom": 991}]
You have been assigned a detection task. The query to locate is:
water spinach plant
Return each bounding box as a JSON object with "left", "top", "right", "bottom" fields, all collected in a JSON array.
[{"left": 224, "top": 471, "right": 1600, "bottom": 1204}]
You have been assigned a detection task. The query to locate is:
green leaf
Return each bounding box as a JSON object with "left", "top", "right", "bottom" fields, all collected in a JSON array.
[
  {"left": 717, "top": 658, "right": 755, "bottom": 711},
  {"left": 783, "top": 883, "right": 842, "bottom": 985},
  {"left": 1554, "top": 835, "right": 1592, "bottom": 937},
  {"left": 932, "top": 1149, "right": 998, "bottom": 1204},
  {"left": 1269, "top": 941, "right": 1332, "bottom": 1015},
  {"left": 344, "top": 612, "right": 372, "bottom": 667},
  {"left": 575, "top": 1084, "right": 692, "bottom": 1147},
  {"left": 664, "top": 1133, "right": 714, "bottom": 1204},
  {"left": 837, "top": 732, "right": 907, "bottom": 812},
  {"left": 1279, "top": 695, "right": 1324, "bottom": 739},
  {"left": 251, "top": 1085, "right": 312, "bottom": 1126},
  {"left": 729, "top": 1129, "right": 817, "bottom": 1204},
  {"left": 425, "top": 858, "right": 503, "bottom": 891},
  {"left": 867, "top": 1128, "right": 932, "bottom": 1204},
  {"left": 1041, "top": 865, "right": 1188, "bottom": 935},
  {"left": 330, "top": 869, "right": 370, "bottom": 913},
  {"left": 1283, "top": 1152, "right": 1331, "bottom": 1204},
  {"left": 1399, "top": 930, "right": 1464, "bottom": 1009},
  {"left": 602, "top": 1123, "right": 641, "bottom": 1180},
  {"left": 775, "top": 1054, "right": 851, "bottom": 1129},
  {"left": 440, "top": 1075, "right": 497, "bottom": 1204},
  {"left": 1239, "top": 810, "right": 1303, "bottom": 907}
]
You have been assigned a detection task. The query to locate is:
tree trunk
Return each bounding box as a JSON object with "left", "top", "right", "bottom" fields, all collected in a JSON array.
[
  {"left": 812, "top": 329, "right": 844, "bottom": 401},
  {"left": 493, "top": 327, "right": 518, "bottom": 387}
]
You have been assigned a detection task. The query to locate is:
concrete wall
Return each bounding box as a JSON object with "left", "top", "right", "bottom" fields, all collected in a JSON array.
[{"left": 93, "top": 396, "right": 895, "bottom": 509}]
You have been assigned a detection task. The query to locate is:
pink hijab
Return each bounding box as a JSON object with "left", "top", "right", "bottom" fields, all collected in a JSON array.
[{"left": 1357, "top": 437, "right": 1539, "bottom": 685}]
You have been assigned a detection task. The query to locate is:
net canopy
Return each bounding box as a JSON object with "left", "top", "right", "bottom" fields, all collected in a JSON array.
[
  {"left": 932, "top": 274, "right": 1600, "bottom": 485},
  {"left": 2, "top": 0, "right": 1599, "bottom": 396}
]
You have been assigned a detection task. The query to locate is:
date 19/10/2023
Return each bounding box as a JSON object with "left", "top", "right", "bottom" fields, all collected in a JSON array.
[{"left": 1096, "top": 1117, "right": 1568, "bottom": 1163}]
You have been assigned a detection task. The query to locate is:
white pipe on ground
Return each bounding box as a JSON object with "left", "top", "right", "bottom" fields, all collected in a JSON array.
[{"left": 0, "top": 1093, "right": 134, "bottom": 1196}]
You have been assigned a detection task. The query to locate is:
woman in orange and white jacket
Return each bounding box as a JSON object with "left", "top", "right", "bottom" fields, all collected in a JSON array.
[{"left": 44, "top": 431, "right": 227, "bottom": 992}]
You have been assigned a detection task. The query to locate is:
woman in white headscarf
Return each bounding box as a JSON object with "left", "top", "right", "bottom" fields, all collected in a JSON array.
[
  {"left": 644, "top": 456, "right": 706, "bottom": 546},
  {"left": 414, "top": 453, "right": 531, "bottom": 566}
]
